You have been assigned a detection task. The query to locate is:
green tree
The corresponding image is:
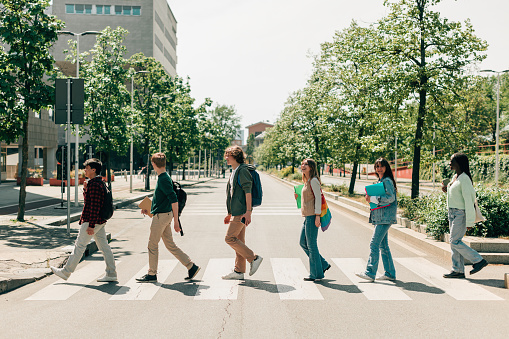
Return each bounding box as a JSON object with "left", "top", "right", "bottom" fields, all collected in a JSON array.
[
  {"left": 377, "top": 0, "right": 487, "bottom": 198},
  {"left": 76, "top": 27, "right": 131, "bottom": 187},
  {"left": 127, "top": 53, "right": 169, "bottom": 190},
  {"left": 246, "top": 133, "right": 255, "bottom": 164},
  {"left": 0, "top": 0, "right": 64, "bottom": 221}
]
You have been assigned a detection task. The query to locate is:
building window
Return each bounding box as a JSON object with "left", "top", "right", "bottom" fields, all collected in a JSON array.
[
  {"left": 155, "top": 12, "right": 164, "bottom": 32},
  {"left": 75, "top": 4, "right": 84, "bottom": 14},
  {"left": 115, "top": 5, "right": 122, "bottom": 15},
  {"left": 155, "top": 35, "right": 163, "bottom": 52},
  {"left": 123, "top": 6, "right": 131, "bottom": 15},
  {"left": 96, "top": 5, "right": 103, "bottom": 14},
  {"left": 133, "top": 6, "right": 141, "bottom": 15},
  {"left": 65, "top": 4, "right": 74, "bottom": 13},
  {"left": 85, "top": 4, "right": 92, "bottom": 14},
  {"left": 104, "top": 5, "right": 111, "bottom": 14}
]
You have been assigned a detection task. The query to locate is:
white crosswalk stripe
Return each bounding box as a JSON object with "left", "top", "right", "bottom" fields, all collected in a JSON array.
[
  {"left": 396, "top": 257, "right": 504, "bottom": 301},
  {"left": 332, "top": 258, "right": 412, "bottom": 300},
  {"left": 184, "top": 204, "right": 301, "bottom": 216},
  {"left": 26, "top": 261, "right": 117, "bottom": 301},
  {"left": 194, "top": 258, "right": 240, "bottom": 300},
  {"left": 271, "top": 258, "right": 324, "bottom": 300},
  {"left": 110, "top": 260, "right": 177, "bottom": 301},
  {"left": 24, "top": 257, "right": 505, "bottom": 302}
]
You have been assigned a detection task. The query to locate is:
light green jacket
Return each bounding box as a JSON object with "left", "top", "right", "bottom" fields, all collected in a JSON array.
[{"left": 447, "top": 173, "right": 476, "bottom": 227}]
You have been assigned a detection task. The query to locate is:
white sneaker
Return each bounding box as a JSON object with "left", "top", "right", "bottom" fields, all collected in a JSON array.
[
  {"left": 51, "top": 266, "right": 69, "bottom": 281},
  {"left": 376, "top": 275, "right": 395, "bottom": 281},
  {"left": 97, "top": 274, "right": 118, "bottom": 282},
  {"left": 249, "top": 255, "right": 263, "bottom": 276},
  {"left": 222, "top": 271, "right": 244, "bottom": 280},
  {"left": 355, "top": 272, "right": 374, "bottom": 282}
]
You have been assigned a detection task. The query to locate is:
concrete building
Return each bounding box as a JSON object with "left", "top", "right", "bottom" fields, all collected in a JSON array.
[
  {"left": 1, "top": 0, "right": 178, "bottom": 182},
  {"left": 1, "top": 109, "right": 58, "bottom": 181},
  {"left": 51, "top": 0, "right": 178, "bottom": 76},
  {"left": 231, "top": 129, "right": 245, "bottom": 147}
]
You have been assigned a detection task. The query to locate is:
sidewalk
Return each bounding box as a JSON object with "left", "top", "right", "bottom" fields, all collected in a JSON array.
[{"left": 0, "top": 175, "right": 214, "bottom": 294}]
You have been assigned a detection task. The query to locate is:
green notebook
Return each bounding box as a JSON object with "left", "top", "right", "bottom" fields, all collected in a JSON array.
[{"left": 294, "top": 185, "right": 304, "bottom": 209}]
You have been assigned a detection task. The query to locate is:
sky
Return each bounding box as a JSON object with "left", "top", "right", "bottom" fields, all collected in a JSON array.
[{"left": 167, "top": 0, "right": 509, "bottom": 137}]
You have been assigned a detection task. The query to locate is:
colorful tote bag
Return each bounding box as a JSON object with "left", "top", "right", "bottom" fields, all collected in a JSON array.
[{"left": 319, "top": 192, "right": 332, "bottom": 232}]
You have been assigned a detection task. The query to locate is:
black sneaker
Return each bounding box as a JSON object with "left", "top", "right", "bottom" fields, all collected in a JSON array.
[
  {"left": 443, "top": 271, "right": 465, "bottom": 279},
  {"left": 470, "top": 259, "right": 488, "bottom": 275},
  {"left": 323, "top": 264, "right": 331, "bottom": 274},
  {"left": 136, "top": 274, "right": 157, "bottom": 283},
  {"left": 185, "top": 264, "right": 201, "bottom": 280}
]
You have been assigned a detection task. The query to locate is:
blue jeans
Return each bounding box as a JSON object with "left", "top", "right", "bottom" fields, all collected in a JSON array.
[
  {"left": 365, "top": 224, "right": 396, "bottom": 279},
  {"left": 300, "top": 215, "right": 329, "bottom": 279},
  {"left": 449, "top": 208, "right": 483, "bottom": 273}
]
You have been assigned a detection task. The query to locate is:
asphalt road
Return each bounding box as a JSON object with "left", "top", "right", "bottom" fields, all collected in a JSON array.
[{"left": 1, "top": 173, "right": 509, "bottom": 338}]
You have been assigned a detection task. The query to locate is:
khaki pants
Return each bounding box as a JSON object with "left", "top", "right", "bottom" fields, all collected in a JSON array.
[
  {"left": 225, "top": 215, "right": 256, "bottom": 273},
  {"left": 63, "top": 222, "right": 116, "bottom": 277},
  {"left": 148, "top": 212, "right": 193, "bottom": 275}
]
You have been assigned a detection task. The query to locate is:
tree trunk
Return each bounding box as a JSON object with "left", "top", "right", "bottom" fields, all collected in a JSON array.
[
  {"left": 291, "top": 153, "right": 295, "bottom": 174},
  {"left": 144, "top": 140, "right": 150, "bottom": 191},
  {"left": 411, "top": 87, "right": 427, "bottom": 199},
  {"left": 106, "top": 151, "right": 112, "bottom": 190},
  {"left": 17, "top": 111, "right": 29, "bottom": 222},
  {"left": 349, "top": 161, "right": 358, "bottom": 194},
  {"left": 182, "top": 161, "right": 186, "bottom": 180}
]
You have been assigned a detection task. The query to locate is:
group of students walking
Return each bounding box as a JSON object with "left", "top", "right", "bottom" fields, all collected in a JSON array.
[
  {"left": 299, "top": 152, "right": 488, "bottom": 283},
  {"left": 51, "top": 146, "right": 264, "bottom": 283},
  {"left": 51, "top": 147, "right": 488, "bottom": 285}
]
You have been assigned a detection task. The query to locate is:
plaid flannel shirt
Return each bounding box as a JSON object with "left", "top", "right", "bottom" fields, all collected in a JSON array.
[{"left": 79, "top": 176, "right": 106, "bottom": 228}]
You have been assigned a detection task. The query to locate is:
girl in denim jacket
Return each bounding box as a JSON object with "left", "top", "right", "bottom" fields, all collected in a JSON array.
[{"left": 356, "top": 157, "right": 397, "bottom": 282}]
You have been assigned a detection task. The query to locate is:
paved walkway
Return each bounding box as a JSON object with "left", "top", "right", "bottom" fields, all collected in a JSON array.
[{"left": 0, "top": 174, "right": 214, "bottom": 294}]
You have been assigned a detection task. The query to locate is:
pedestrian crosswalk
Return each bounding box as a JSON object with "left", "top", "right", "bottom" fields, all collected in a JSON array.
[
  {"left": 25, "top": 257, "right": 506, "bottom": 302},
  {"left": 184, "top": 203, "right": 301, "bottom": 216}
]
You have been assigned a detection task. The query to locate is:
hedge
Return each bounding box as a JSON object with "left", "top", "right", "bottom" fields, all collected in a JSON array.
[{"left": 398, "top": 184, "right": 509, "bottom": 239}]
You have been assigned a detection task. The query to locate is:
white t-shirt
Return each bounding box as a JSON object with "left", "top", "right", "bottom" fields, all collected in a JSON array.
[{"left": 229, "top": 167, "right": 238, "bottom": 197}]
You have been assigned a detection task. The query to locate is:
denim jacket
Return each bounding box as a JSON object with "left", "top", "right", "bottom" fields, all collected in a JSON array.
[{"left": 369, "top": 176, "right": 397, "bottom": 225}]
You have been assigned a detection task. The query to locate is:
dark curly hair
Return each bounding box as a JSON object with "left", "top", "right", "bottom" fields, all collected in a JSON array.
[{"left": 224, "top": 146, "right": 245, "bottom": 164}]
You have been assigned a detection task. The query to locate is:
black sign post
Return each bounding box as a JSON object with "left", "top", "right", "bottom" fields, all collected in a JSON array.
[{"left": 55, "top": 78, "right": 85, "bottom": 236}]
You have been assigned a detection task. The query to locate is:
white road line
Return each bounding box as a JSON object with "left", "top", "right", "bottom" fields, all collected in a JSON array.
[
  {"left": 332, "top": 258, "right": 411, "bottom": 300},
  {"left": 194, "top": 258, "right": 240, "bottom": 300},
  {"left": 26, "top": 261, "right": 112, "bottom": 301},
  {"left": 110, "top": 260, "right": 177, "bottom": 301},
  {"left": 395, "top": 257, "right": 504, "bottom": 301},
  {"left": 271, "top": 258, "right": 324, "bottom": 300}
]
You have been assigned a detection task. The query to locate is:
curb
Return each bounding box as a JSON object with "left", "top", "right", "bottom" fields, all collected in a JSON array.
[
  {"left": 0, "top": 233, "right": 111, "bottom": 295},
  {"left": 268, "top": 174, "right": 509, "bottom": 264},
  {"left": 0, "top": 177, "right": 214, "bottom": 295}
]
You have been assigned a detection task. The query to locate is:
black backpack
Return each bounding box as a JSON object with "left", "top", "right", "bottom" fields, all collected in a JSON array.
[
  {"left": 100, "top": 181, "right": 114, "bottom": 220},
  {"left": 172, "top": 180, "right": 187, "bottom": 236}
]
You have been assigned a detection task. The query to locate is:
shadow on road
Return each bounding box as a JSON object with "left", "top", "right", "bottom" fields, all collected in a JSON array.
[
  {"left": 240, "top": 279, "right": 295, "bottom": 294},
  {"left": 0, "top": 223, "right": 77, "bottom": 249},
  {"left": 317, "top": 279, "right": 362, "bottom": 293},
  {"left": 161, "top": 281, "right": 208, "bottom": 296},
  {"left": 467, "top": 278, "right": 506, "bottom": 289},
  {"left": 394, "top": 280, "right": 445, "bottom": 294}
]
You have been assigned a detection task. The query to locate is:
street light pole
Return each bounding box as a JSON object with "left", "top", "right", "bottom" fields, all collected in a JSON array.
[
  {"left": 481, "top": 69, "right": 509, "bottom": 184},
  {"left": 130, "top": 70, "right": 149, "bottom": 193},
  {"left": 58, "top": 30, "right": 101, "bottom": 206}
]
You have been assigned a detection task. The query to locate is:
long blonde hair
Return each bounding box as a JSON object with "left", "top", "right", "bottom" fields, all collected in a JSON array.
[{"left": 302, "top": 158, "right": 321, "bottom": 184}]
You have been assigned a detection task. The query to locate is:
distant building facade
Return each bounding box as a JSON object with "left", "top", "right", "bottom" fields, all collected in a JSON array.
[
  {"left": 246, "top": 121, "right": 273, "bottom": 138},
  {"left": 51, "top": 0, "right": 178, "bottom": 76}
]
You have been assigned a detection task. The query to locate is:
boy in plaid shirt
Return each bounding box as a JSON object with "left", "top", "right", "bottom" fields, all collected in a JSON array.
[{"left": 51, "top": 158, "right": 117, "bottom": 282}]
